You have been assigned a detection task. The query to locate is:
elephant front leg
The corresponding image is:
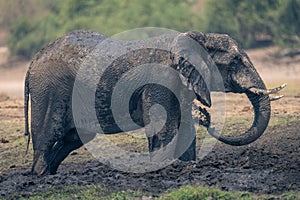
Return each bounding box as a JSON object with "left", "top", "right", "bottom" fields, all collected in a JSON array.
[
  {"left": 147, "top": 123, "right": 196, "bottom": 162},
  {"left": 146, "top": 116, "right": 184, "bottom": 162},
  {"left": 175, "top": 120, "right": 196, "bottom": 161},
  {"left": 178, "top": 136, "right": 196, "bottom": 161},
  {"left": 147, "top": 127, "right": 178, "bottom": 162},
  {"left": 144, "top": 106, "right": 196, "bottom": 161}
]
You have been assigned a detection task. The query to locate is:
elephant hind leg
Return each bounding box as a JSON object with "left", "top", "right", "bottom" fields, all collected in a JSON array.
[{"left": 48, "top": 129, "right": 84, "bottom": 174}]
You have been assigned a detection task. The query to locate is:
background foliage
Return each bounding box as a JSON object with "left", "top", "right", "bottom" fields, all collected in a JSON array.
[
  {"left": 0, "top": 0, "right": 299, "bottom": 59},
  {"left": 205, "top": 0, "right": 300, "bottom": 48}
]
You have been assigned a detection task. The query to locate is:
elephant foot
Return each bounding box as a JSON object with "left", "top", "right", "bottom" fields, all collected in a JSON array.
[
  {"left": 32, "top": 163, "right": 57, "bottom": 175},
  {"left": 31, "top": 157, "right": 52, "bottom": 175},
  {"left": 178, "top": 151, "right": 196, "bottom": 161},
  {"left": 32, "top": 151, "right": 58, "bottom": 175}
]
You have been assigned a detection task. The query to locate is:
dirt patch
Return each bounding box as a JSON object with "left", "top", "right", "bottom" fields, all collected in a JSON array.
[
  {"left": 0, "top": 47, "right": 8, "bottom": 65},
  {"left": 0, "top": 61, "right": 29, "bottom": 98},
  {"left": 247, "top": 47, "right": 300, "bottom": 83},
  {"left": 0, "top": 93, "right": 9, "bottom": 102}
]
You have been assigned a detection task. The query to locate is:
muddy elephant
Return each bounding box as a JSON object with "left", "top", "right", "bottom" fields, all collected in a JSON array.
[{"left": 24, "top": 30, "right": 285, "bottom": 175}]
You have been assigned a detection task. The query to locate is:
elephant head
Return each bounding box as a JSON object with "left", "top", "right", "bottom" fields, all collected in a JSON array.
[{"left": 183, "top": 31, "right": 286, "bottom": 146}]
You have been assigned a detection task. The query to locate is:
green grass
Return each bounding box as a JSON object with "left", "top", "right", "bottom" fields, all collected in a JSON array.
[
  {"left": 9, "top": 185, "right": 144, "bottom": 200},
  {"left": 8, "top": 184, "right": 300, "bottom": 200},
  {"left": 269, "top": 114, "right": 300, "bottom": 127},
  {"left": 159, "top": 186, "right": 300, "bottom": 200},
  {"left": 213, "top": 113, "right": 300, "bottom": 137},
  {"left": 159, "top": 186, "right": 253, "bottom": 200},
  {"left": 267, "top": 81, "right": 299, "bottom": 96},
  {"left": 0, "top": 120, "right": 32, "bottom": 173}
]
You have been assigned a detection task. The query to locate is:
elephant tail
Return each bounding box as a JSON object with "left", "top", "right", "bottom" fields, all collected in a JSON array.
[{"left": 24, "top": 70, "right": 30, "bottom": 154}]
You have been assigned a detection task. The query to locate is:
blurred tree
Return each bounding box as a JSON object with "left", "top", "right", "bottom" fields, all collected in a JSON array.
[
  {"left": 0, "top": 0, "right": 49, "bottom": 29},
  {"left": 6, "top": 0, "right": 202, "bottom": 59},
  {"left": 206, "top": 0, "right": 300, "bottom": 48},
  {"left": 274, "top": 0, "right": 300, "bottom": 47},
  {"left": 204, "top": 0, "right": 285, "bottom": 48},
  {"left": 3, "top": 0, "right": 300, "bottom": 59}
]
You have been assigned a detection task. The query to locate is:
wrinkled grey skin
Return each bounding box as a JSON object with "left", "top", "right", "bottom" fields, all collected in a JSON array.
[{"left": 25, "top": 30, "right": 270, "bottom": 175}]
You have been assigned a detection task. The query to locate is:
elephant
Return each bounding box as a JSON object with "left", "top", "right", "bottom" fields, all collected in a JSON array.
[{"left": 24, "top": 30, "right": 285, "bottom": 175}]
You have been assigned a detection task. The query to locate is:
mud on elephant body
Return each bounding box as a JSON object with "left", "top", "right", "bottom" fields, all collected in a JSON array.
[{"left": 24, "top": 30, "right": 285, "bottom": 175}]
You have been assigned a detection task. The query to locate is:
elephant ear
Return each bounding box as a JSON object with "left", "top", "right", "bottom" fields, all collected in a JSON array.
[{"left": 171, "top": 33, "right": 211, "bottom": 107}]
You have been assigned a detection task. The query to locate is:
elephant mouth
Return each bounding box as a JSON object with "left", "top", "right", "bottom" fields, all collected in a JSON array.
[
  {"left": 193, "top": 102, "right": 211, "bottom": 128},
  {"left": 204, "top": 83, "right": 286, "bottom": 146}
]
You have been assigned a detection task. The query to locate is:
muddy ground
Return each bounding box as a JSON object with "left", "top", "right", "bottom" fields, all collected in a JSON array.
[
  {"left": 0, "top": 47, "right": 299, "bottom": 198},
  {"left": 1, "top": 120, "right": 299, "bottom": 198}
]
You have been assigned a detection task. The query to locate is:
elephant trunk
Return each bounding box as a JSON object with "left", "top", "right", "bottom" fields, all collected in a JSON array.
[{"left": 208, "top": 92, "right": 271, "bottom": 146}]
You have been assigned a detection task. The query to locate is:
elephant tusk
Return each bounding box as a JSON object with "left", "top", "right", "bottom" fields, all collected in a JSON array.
[
  {"left": 270, "top": 95, "right": 284, "bottom": 101},
  {"left": 249, "top": 83, "right": 287, "bottom": 95},
  {"left": 207, "top": 127, "right": 218, "bottom": 137}
]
